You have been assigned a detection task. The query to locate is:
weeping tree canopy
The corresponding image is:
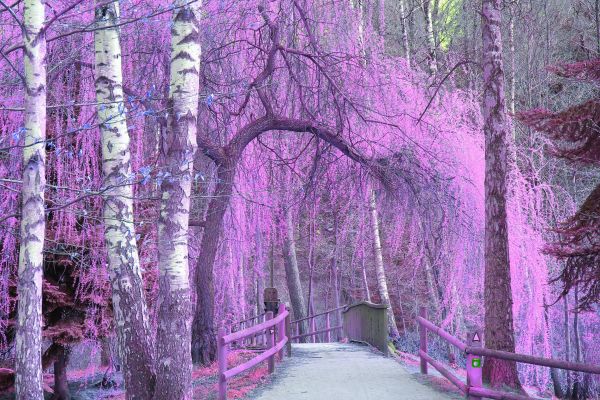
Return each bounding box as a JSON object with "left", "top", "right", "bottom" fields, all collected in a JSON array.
[{"left": 517, "top": 59, "right": 600, "bottom": 310}]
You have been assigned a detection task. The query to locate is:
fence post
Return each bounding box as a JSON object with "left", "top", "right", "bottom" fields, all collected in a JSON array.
[
  {"left": 266, "top": 311, "right": 275, "bottom": 373},
  {"left": 285, "top": 306, "right": 292, "bottom": 357},
  {"left": 261, "top": 314, "right": 266, "bottom": 346},
  {"left": 466, "top": 330, "right": 483, "bottom": 400},
  {"left": 293, "top": 321, "right": 298, "bottom": 342},
  {"left": 251, "top": 315, "right": 257, "bottom": 347},
  {"left": 277, "top": 303, "right": 285, "bottom": 360},
  {"left": 326, "top": 312, "right": 331, "bottom": 343},
  {"left": 218, "top": 327, "right": 228, "bottom": 400},
  {"left": 419, "top": 306, "right": 428, "bottom": 375}
]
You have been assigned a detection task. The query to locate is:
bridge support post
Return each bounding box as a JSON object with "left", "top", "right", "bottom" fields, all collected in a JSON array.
[
  {"left": 466, "top": 330, "right": 483, "bottom": 400},
  {"left": 218, "top": 327, "right": 228, "bottom": 400},
  {"left": 285, "top": 306, "right": 292, "bottom": 357},
  {"left": 266, "top": 311, "right": 275, "bottom": 374},
  {"left": 419, "top": 307, "right": 428, "bottom": 375},
  {"left": 326, "top": 312, "right": 331, "bottom": 343}
]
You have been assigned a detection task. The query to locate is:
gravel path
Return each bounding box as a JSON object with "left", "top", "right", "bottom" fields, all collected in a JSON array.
[{"left": 244, "top": 343, "right": 463, "bottom": 400}]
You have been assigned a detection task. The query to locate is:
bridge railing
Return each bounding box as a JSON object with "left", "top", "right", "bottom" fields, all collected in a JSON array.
[
  {"left": 218, "top": 303, "right": 291, "bottom": 400},
  {"left": 290, "top": 305, "right": 346, "bottom": 343},
  {"left": 417, "top": 307, "right": 600, "bottom": 400},
  {"left": 342, "top": 301, "right": 388, "bottom": 355}
]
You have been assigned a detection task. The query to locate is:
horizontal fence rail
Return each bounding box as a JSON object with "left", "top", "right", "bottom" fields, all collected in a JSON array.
[
  {"left": 290, "top": 305, "right": 347, "bottom": 343},
  {"left": 229, "top": 312, "right": 267, "bottom": 332},
  {"left": 218, "top": 303, "right": 291, "bottom": 400},
  {"left": 416, "top": 307, "right": 600, "bottom": 400},
  {"left": 291, "top": 325, "right": 343, "bottom": 341},
  {"left": 227, "top": 312, "right": 268, "bottom": 348}
]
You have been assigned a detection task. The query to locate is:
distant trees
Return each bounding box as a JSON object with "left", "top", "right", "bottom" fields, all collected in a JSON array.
[{"left": 517, "top": 59, "right": 600, "bottom": 310}]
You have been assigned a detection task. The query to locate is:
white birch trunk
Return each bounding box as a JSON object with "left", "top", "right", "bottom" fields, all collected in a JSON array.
[
  {"left": 399, "top": 0, "right": 411, "bottom": 65},
  {"left": 361, "top": 257, "right": 371, "bottom": 301},
  {"left": 368, "top": 188, "right": 399, "bottom": 338},
  {"left": 15, "top": 1, "right": 46, "bottom": 398},
  {"left": 422, "top": 0, "right": 438, "bottom": 75},
  {"left": 94, "top": 3, "right": 155, "bottom": 398},
  {"left": 154, "top": 2, "right": 202, "bottom": 398}
]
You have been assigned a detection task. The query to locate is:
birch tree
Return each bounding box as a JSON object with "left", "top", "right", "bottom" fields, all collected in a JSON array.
[
  {"left": 480, "top": 0, "right": 522, "bottom": 389},
  {"left": 154, "top": 1, "right": 202, "bottom": 398},
  {"left": 368, "top": 188, "right": 400, "bottom": 338},
  {"left": 15, "top": 0, "right": 47, "bottom": 397},
  {"left": 422, "top": 0, "right": 438, "bottom": 75},
  {"left": 94, "top": 2, "right": 155, "bottom": 398},
  {"left": 282, "top": 206, "right": 308, "bottom": 338},
  {"left": 399, "top": 0, "right": 411, "bottom": 65}
]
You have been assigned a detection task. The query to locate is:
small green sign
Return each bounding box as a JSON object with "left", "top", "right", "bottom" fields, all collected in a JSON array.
[{"left": 472, "top": 358, "right": 482, "bottom": 368}]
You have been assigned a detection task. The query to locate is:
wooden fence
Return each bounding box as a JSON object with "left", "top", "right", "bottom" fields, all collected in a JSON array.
[
  {"left": 228, "top": 312, "right": 267, "bottom": 348},
  {"left": 218, "top": 303, "right": 291, "bottom": 400},
  {"left": 342, "top": 301, "right": 388, "bottom": 355},
  {"left": 290, "top": 305, "right": 346, "bottom": 343},
  {"left": 417, "top": 307, "right": 600, "bottom": 400}
]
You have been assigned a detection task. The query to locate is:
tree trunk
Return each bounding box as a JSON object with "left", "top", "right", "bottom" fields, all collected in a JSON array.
[
  {"left": 422, "top": 0, "right": 437, "bottom": 75},
  {"left": 15, "top": 1, "right": 47, "bottom": 398},
  {"left": 94, "top": 3, "right": 155, "bottom": 399},
  {"left": 480, "top": 0, "right": 522, "bottom": 390},
  {"left": 153, "top": 3, "right": 202, "bottom": 399},
  {"left": 100, "top": 338, "right": 112, "bottom": 367},
  {"left": 51, "top": 345, "right": 71, "bottom": 400},
  {"left": 571, "top": 285, "right": 587, "bottom": 398},
  {"left": 368, "top": 188, "right": 399, "bottom": 338},
  {"left": 596, "top": 0, "right": 600, "bottom": 55},
  {"left": 564, "top": 296, "right": 572, "bottom": 397},
  {"left": 191, "top": 161, "right": 235, "bottom": 365},
  {"left": 543, "top": 297, "right": 565, "bottom": 398},
  {"left": 399, "top": 0, "right": 411, "bottom": 64},
  {"left": 282, "top": 207, "right": 308, "bottom": 338},
  {"left": 508, "top": 5, "right": 517, "bottom": 139},
  {"left": 361, "top": 256, "right": 371, "bottom": 301},
  {"left": 331, "top": 213, "right": 343, "bottom": 337}
]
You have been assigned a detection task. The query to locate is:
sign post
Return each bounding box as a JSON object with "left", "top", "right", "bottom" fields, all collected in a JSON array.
[{"left": 466, "top": 330, "right": 483, "bottom": 400}]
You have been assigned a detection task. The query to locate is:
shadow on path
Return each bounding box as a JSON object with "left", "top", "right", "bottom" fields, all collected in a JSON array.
[{"left": 243, "top": 343, "right": 464, "bottom": 400}]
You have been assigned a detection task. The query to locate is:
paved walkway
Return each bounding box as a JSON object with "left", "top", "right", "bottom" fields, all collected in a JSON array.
[{"left": 244, "top": 343, "right": 462, "bottom": 400}]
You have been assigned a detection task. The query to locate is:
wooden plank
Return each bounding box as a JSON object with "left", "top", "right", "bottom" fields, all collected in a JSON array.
[{"left": 342, "top": 302, "right": 388, "bottom": 355}]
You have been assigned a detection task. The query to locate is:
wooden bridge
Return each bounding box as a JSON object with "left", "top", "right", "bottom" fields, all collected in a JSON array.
[{"left": 218, "top": 302, "right": 600, "bottom": 400}]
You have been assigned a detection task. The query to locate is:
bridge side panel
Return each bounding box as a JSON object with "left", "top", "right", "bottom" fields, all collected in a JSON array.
[{"left": 342, "top": 302, "right": 388, "bottom": 355}]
